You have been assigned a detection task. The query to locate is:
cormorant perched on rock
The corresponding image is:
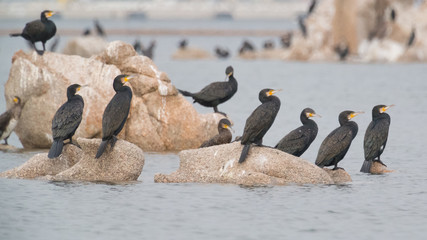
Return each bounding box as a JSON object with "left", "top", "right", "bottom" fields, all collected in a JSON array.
[
  {"left": 308, "top": 0, "right": 317, "bottom": 15},
  {"left": 94, "top": 19, "right": 106, "bottom": 37},
  {"left": 215, "top": 46, "right": 230, "bottom": 59},
  {"left": 263, "top": 40, "right": 275, "bottom": 49},
  {"left": 49, "top": 36, "right": 60, "bottom": 52},
  {"left": 239, "top": 89, "right": 281, "bottom": 163},
  {"left": 10, "top": 10, "right": 57, "bottom": 55},
  {"left": 298, "top": 15, "right": 308, "bottom": 38},
  {"left": 200, "top": 118, "right": 233, "bottom": 148},
  {"left": 334, "top": 41, "right": 349, "bottom": 61},
  {"left": 390, "top": 8, "right": 396, "bottom": 22},
  {"left": 133, "top": 39, "right": 142, "bottom": 53},
  {"left": 178, "top": 66, "right": 238, "bottom": 116},
  {"left": 361, "top": 105, "right": 394, "bottom": 173},
  {"left": 179, "top": 39, "right": 188, "bottom": 49},
  {"left": 280, "top": 32, "right": 293, "bottom": 48},
  {"left": 315, "top": 110, "right": 363, "bottom": 170},
  {"left": 141, "top": 40, "right": 156, "bottom": 59},
  {"left": 48, "top": 84, "right": 84, "bottom": 158},
  {"left": 0, "top": 97, "right": 22, "bottom": 145},
  {"left": 407, "top": 27, "right": 416, "bottom": 47},
  {"left": 275, "top": 108, "right": 320, "bottom": 157},
  {"left": 96, "top": 75, "right": 133, "bottom": 159},
  {"left": 238, "top": 40, "right": 255, "bottom": 55}
]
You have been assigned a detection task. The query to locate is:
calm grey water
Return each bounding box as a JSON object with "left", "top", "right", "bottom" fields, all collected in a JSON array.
[{"left": 1, "top": 19, "right": 427, "bottom": 240}]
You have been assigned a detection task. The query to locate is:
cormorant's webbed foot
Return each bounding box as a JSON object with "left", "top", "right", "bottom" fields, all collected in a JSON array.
[{"left": 332, "top": 166, "right": 345, "bottom": 171}]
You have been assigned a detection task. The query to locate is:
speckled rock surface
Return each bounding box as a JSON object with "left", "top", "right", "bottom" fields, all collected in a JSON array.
[
  {"left": 155, "top": 141, "right": 351, "bottom": 186},
  {"left": 369, "top": 161, "right": 394, "bottom": 174},
  {"left": 0, "top": 138, "right": 144, "bottom": 182},
  {"left": 6, "top": 41, "right": 221, "bottom": 151}
]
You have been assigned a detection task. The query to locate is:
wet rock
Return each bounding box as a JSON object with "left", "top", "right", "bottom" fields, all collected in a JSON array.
[
  {"left": 6, "top": 41, "right": 221, "bottom": 151},
  {"left": 0, "top": 138, "right": 144, "bottom": 182},
  {"left": 323, "top": 168, "right": 352, "bottom": 184},
  {"left": 154, "top": 141, "right": 351, "bottom": 186},
  {"left": 63, "top": 36, "right": 108, "bottom": 58},
  {"left": 172, "top": 47, "right": 213, "bottom": 60},
  {"left": 369, "top": 161, "right": 394, "bottom": 174}
]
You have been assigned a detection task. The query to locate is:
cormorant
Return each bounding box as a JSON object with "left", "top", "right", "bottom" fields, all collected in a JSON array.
[
  {"left": 390, "top": 8, "right": 396, "bottom": 22},
  {"left": 133, "top": 39, "right": 142, "bottom": 53},
  {"left": 315, "top": 110, "right": 363, "bottom": 170},
  {"left": 95, "top": 75, "right": 133, "bottom": 159},
  {"left": 263, "top": 40, "right": 275, "bottom": 49},
  {"left": 141, "top": 40, "right": 156, "bottom": 59},
  {"left": 215, "top": 46, "right": 230, "bottom": 59},
  {"left": 307, "top": 0, "right": 317, "bottom": 16},
  {"left": 334, "top": 41, "right": 349, "bottom": 61},
  {"left": 280, "top": 32, "right": 293, "bottom": 48},
  {"left": 49, "top": 36, "right": 60, "bottom": 52},
  {"left": 238, "top": 40, "right": 255, "bottom": 55},
  {"left": 10, "top": 10, "right": 57, "bottom": 55},
  {"left": 275, "top": 108, "right": 320, "bottom": 157},
  {"left": 298, "top": 15, "right": 308, "bottom": 38},
  {"left": 82, "top": 28, "right": 91, "bottom": 36},
  {"left": 94, "top": 19, "right": 106, "bottom": 37},
  {"left": 0, "top": 97, "right": 22, "bottom": 145},
  {"left": 407, "top": 27, "right": 416, "bottom": 47},
  {"left": 48, "top": 84, "right": 84, "bottom": 158},
  {"left": 239, "top": 89, "right": 281, "bottom": 163},
  {"left": 178, "top": 66, "right": 238, "bottom": 116},
  {"left": 179, "top": 39, "right": 188, "bottom": 49},
  {"left": 200, "top": 118, "right": 233, "bottom": 148},
  {"left": 361, "top": 104, "right": 394, "bottom": 173}
]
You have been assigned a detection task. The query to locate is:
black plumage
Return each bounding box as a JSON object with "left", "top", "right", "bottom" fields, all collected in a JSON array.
[
  {"left": 178, "top": 66, "right": 238, "bottom": 116},
  {"left": 315, "top": 110, "right": 363, "bottom": 170},
  {"left": 94, "top": 19, "right": 106, "bottom": 37},
  {"left": 307, "top": 0, "right": 317, "bottom": 15},
  {"left": 298, "top": 15, "right": 308, "bottom": 38},
  {"left": 95, "top": 75, "right": 133, "bottom": 159},
  {"left": 200, "top": 118, "right": 233, "bottom": 148},
  {"left": 407, "top": 28, "right": 416, "bottom": 47},
  {"left": 10, "top": 10, "right": 57, "bottom": 55},
  {"left": 334, "top": 41, "right": 349, "bottom": 61},
  {"left": 275, "top": 108, "right": 319, "bottom": 157},
  {"left": 390, "top": 8, "right": 396, "bottom": 22},
  {"left": 0, "top": 97, "right": 23, "bottom": 145},
  {"left": 179, "top": 39, "right": 188, "bottom": 49},
  {"left": 238, "top": 40, "right": 255, "bottom": 55},
  {"left": 141, "top": 40, "right": 156, "bottom": 59},
  {"left": 360, "top": 104, "right": 394, "bottom": 173},
  {"left": 48, "top": 84, "right": 84, "bottom": 158},
  {"left": 239, "top": 89, "right": 281, "bottom": 163},
  {"left": 215, "top": 46, "right": 230, "bottom": 59}
]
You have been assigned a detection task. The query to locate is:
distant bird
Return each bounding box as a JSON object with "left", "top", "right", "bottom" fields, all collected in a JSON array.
[
  {"left": 238, "top": 40, "right": 255, "bottom": 55},
  {"left": 95, "top": 75, "right": 133, "bottom": 159},
  {"left": 141, "top": 40, "right": 156, "bottom": 59},
  {"left": 133, "top": 39, "right": 142, "bottom": 53},
  {"left": 263, "top": 40, "right": 275, "bottom": 50},
  {"left": 82, "top": 28, "right": 91, "bottom": 36},
  {"left": 407, "top": 27, "right": 416, "bottom": 47},
  {"left": 280, "top": 32, "right": 293, "bottom": 48},
  {"left": 179, "top": 39, "right": 188, "bottom": 49},
  {"left": 360, "top": 105, "right": 394, "bottom": 173},
  {"left": 178, "top": 66, "right": 238, "bottom": 116},
  {"left": 390, "top": 8, "right": 396, "bottom": 22},
  {"left": 315, "top": 110, "right": 363, "bottom": 170},
  {"left": 94, "top": 19, "right": 106, "bottom": 37},
  {"left": 239, "top": 89, "right": 281, "bottom": 163},
  {"left": 215, "top": 46, "right": 230, "bottom": 59},
  {"left": 307, "top": 0, "right": 317, "bottom": 16},
  {"left": 275, "top": 108, "right": 320, "bottom": 157},
  {"left": 298, "top": 15, "right": 308, "bottom": 38},
  {"left": 48, "top": 84, "right": 84, "bottom": 158},
  {"left": 334, "top": 41, "right": 349, "bottom": 61},
  {"left": 49, "top": 36, "right": 60, "bottom": 52},
  {"left": 0, "top": 97, "right": 23, "bottom": 145},
  {"left": 200, "top": 118, "right": 233, "bottom": 148},
  {"left": 10, "top": 10, "right": 57, "bottom": 55}
]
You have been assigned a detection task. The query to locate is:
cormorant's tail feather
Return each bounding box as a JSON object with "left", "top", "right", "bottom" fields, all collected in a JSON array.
[
  {"left": 95, "top": 140, "right": 109, "bottom": 159},
  {"left": 178, "top": 89, "right": 193, "bottom": 97},
  {"left": 239, "top": 144, "right": 251, "bottom": 163},
  {"left": 9, "top": 33, "right": 21, "bottom": 37},
  {"left": 360, "top": 160, "right": 372, "bottom": 173},
  {"left": 48, "top": 140, "right": 64, "bottom": 159}
]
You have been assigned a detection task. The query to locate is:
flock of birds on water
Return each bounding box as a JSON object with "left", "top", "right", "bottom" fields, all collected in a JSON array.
[{"left": 0, "top": 9, "right": 395, "bottom": 174}]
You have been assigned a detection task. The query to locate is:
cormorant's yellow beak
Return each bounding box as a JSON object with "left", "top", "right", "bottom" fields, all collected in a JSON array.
[
  {"left": 222, "top": 123, "right": 235, "bottom": 133},
  {"left": 123, "top": 75, "right": 134, "bottom": 83},
  {"left": 46, "top": 11, "right": 56, "bottom": 18},
  {"left": 267, "top": 89, "right": 282, "bottom": 96},
  {"left": 76, "top": 85, "right": 88, "bottom": 92},
  {"left": 380, "top": 104, "right": 395, "bottom": 113},
  {"left": 227, "top": 72, "right": 233, "bottom": 77},
  {"left": 307, "top": 112, "right": 321, "bottom": 118},
  {"left": 13, "top": 97, "right": 18, "bottom": 103},
  {"left": 349, "top": 111, "right": 364, "bottom": 119}
]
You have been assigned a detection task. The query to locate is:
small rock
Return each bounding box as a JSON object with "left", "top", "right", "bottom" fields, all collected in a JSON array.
[
  {"left": 323, "top": 168, "right": 352, "bottom": 184},
  {"left": 370, "top": 161, "right": 394, "bottom": 174}
]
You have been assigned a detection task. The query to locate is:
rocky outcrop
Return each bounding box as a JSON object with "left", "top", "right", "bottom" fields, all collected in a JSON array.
[
  {"left": 369, "top": 161, "right": 394, "bottom": 174},
  {"left": 6, "top": 41, "right": 222, "bottom": 151},
  {"left": 154, "top": 142, "right": 351, "bottom": 186},
  {"left": 62, "top": 36, "right": 109, "bottom": 58},
  {"left": 0, "top": 138, "right": 144, "bottom": 182}
]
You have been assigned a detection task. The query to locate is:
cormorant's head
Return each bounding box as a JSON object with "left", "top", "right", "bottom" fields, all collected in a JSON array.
[
  {"left": 373, "top": 104, "right": 394, "bottom": 117},
  {"left": 13, "top": 96, "right": 21, "bottom": 105},
  {"left": 113, "top": 75, "right": 133, "bottom": 91},
  {"left": 303, "top": 108, "right": 321, "bottom": 118},
  {"left": 339, "top": 110, "right": 363, "bottom": 122},
  {"left": 219, "top": 118, "right": 234, "bottom": 132},
  {"left": 67, "top": 84, "right": 82, "bottom": 96},
  {"left": 225, "top": 66, "right": 234, "bottom": 77},
  {"left": 42, "top": 10, "right": 55, "bottom": 19},
  {"left": 265, "top": 89, "right": 281, "bottom": 97}
]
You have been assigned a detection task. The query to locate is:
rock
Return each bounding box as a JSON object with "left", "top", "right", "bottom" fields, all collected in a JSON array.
[
  {"left": 323, "top": 168, "right": 352, "bottom": 184},
  {"left": 0, "top": 138, "right": 144, "bottom": 182},
  {"left": 62, "top": 36, "right": 108, "bottom": 58},
  {"left": 370, "top": 161, "right": 394, "bottom": 174},
  {"left": 154, "top": 142, "right": 351, "bottom": 186},
  {"left": 171, "top": 47, "right": 214, "bottom": 60},
  {"left": 6, "top": 41, "right": 221, "bottom": 151}
]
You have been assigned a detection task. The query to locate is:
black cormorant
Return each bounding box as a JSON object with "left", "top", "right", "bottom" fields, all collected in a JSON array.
[
  {"left": 361, "top": 104, "right": 394, "bottom": 173},
  {"left": 95, "top": 75, "right": 133, "bottom": 159},
  {"left": 133, "top": 39, "right": 142, "bottom": 53},
  {"left": 334, "top": 41, "right": 349, "bottom": 61},
  {"left": 94, "top": 19, "right": 106, "bottom": 37},
  {"left": 238, "top": 40, "right": 255, "bottom": 55},
  {"left": 179, "top": 39, "right": 188, "bottom": 49},
  {"left": 0, "top": 97, "right": 23, "bottom": 145},
  {"left": 275, "top": 108, "right": 320, "bottom": 157},
  {"left": 407, "top": 27, "right": 416, "bottom": 47},
  {"left": 263, "top": 40, "right": 275, "bottom": 49},
  {"left": 10, "top": 10, "right": 57, "bottom": 55},
  {"left": 48, "top": 84, "right": 84, "bottom": 158},
  {"left": 141, "top": 40, "right": 156, "bottom": 59},
  {"left": 308, "top": 0, "right": 317, "bottom": 16},
  {"left": 280, "top": 32, "right": 293, "bottom": 48},
  {"left": 200, "top": 118, "right": 233, "bottom": 148},
  {"left": 215, "top": 46, "right": 230, "bottom": 59},
  {"left": 239, "top": 89, "right": 281, "bottom": 163},
  {"left": 178, "top": 66, "right": 238, "bottom": 116},
  {"left": 315, "top": 110, "right": 363, "bottom": 170},
  {"left": 390, "top": 8, "right": 396, "bottom": 22}
]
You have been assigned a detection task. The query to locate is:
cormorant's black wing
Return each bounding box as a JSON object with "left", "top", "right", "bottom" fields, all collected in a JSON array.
[
  {"left": 194, "top": 82, "right": 231, "bottom": 102},
  {"left": 0, "top": 110, "right": 12, "bottom": 135},
  {"left": 316, "top": 127, "right": 354, "bottom": 166},
  {"left": 102, "top": 92, "right": 131, "bottom": 138},
  {"left": 52, "top": 100, "right": 84, "bottom": 139},
  {"left": 364, "top": 120, "right": 390, "bottom": 160}
]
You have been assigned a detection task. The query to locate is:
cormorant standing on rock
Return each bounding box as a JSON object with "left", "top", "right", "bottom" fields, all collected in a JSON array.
[
  {"left": 238, "top": 40, "right": 255, "bottom": 55},
  {"left": 96, "top": 75, "right": 133, "bottom": 159},
  {"left": 0, "top": 97, "right": 22, "bottom": 145},
  {"left": 407, "top": 27, "right": 416, "bottom": 48},
  {"left": 361, "top": 105, "right": 394, "bottom": 173},
  {"left": 334, "top": 41, "right": 349, "bottom": 61},
  {"left": 390, "top": 8, "right": 396, "bottom": 22},
  {"left": 94, "top": 19, "right": 106, "bottom": 37},
  {"left": 215, "top": 46, "right": 230, "bottom": 59},
  {"left": 179, "top": 39, "right": 188, "bottom": 50},
  {"left": 200, "top": 118, "right": 233, "bottom": 148},
  {"left": 48, "top": 84, "right": 84, "bottom": 158},
  {"left": 178, "top": 66, "right": 238, "bottom": 116},
  {"left": 141, "top": 40, "right": 156, "bottom": 59},
  {"left": 275, "top": 108, "right": 320, "bottom": 157},
  {"left": 239, "top": 89, "right": 281, "bottom": 163},
  {"left": 315, "top": 110, "right": 363, "bottom": 170},
  {"left": 10, "top": 10, "right": 56, "bottom": 55}
]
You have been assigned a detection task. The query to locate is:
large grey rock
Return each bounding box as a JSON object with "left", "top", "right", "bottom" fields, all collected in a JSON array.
[
  {"left": 6, "top": 41, "right": 221, "bottom": 151},
  {"left": 0, "top": 138, "right": 144, "bottom": 182},
  {"left": 154, "top": 141, "right": 351, "bottom": 186}
]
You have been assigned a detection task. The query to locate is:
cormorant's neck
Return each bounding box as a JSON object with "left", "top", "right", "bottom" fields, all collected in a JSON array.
[
  {"left": 67, "top": 91, "right": 75, "bottom": 101},
  {"left": 301, "top": 116, "right": 315, "bottom": 126},
  {"left": 41, "top": 14, "right": 48, "bottom": 22}
]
